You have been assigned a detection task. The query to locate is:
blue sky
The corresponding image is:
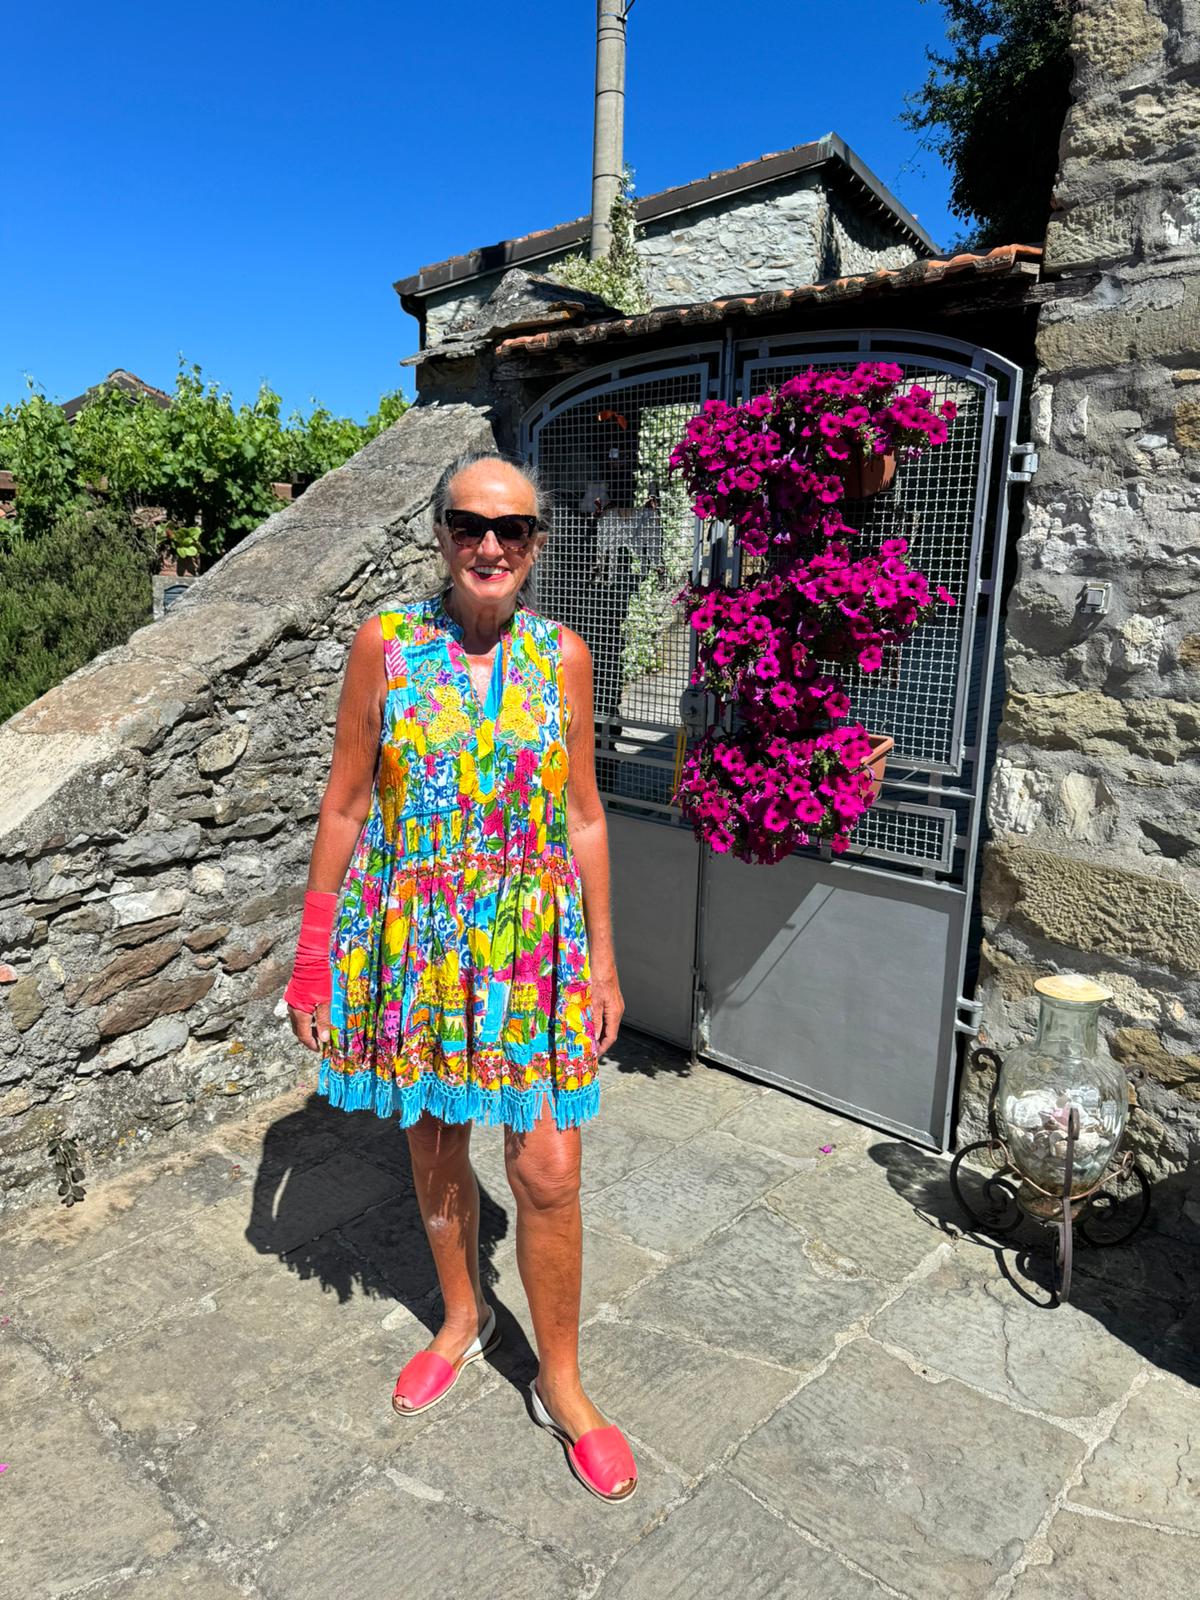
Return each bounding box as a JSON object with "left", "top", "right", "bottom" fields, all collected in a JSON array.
[{"left": 4, "top": 1, "right": 957, "bottom": 420}]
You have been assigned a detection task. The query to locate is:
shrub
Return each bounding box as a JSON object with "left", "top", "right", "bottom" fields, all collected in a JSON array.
[{"left": 0, "top": 503, "right": 156, "bottom": 722}]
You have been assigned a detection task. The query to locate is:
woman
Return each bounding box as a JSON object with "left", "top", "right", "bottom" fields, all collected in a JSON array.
[{"left": 283, "top": 449, "right": 636, "bottom": 1502}]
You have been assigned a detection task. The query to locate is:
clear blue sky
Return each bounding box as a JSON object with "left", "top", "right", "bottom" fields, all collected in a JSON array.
[{"left": 4, "top": 1, "right": 957, "bottom": 421}]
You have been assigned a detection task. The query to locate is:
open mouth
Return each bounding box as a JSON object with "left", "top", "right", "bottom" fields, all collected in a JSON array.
[{"left": 470, "top": 565, "right": 509, "bottom": 584}]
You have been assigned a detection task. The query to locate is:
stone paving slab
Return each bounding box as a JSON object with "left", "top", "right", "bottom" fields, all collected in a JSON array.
[
  {"left": 389, "top": 1379, "right": 688, "bottom": 1567},
  {"left": 586, "top": 1128, "right": 794, "bottom": 1256},
  {"left": 91, "top": 1563, "right": 250, "bottom": 1600},
  {"left": 255, "top": 1476, "right": 584, "bottom": 1600},
  {"left": 621, "top": 1203, "right": 884, "bottom": 1368},
  {"left": 1070, "top": 1374, "right": 1200, "bottom": 1532},
  {"left": 767, "top": 1146, "right": 955, "bottom": 1283},
  {"left": 714, "top": 1088, "right": 874, "bottom": 1171},
  {"left": 3, "top": 1394, "right": 182, "bottom": 1596},
  {"left": 872, "top": 1249, "right": 1152, "bottom": 1420},
  {"left": 594, "top": 1473, "right": 889, "bottom": 1599},
  {"left": 729, "top": 1337, "right": 1087, "bottom": 1599},
  {"left": 76, "top": 1263, "right": 390, "bottom": 1447},
  {"left": 1008, "top": 1510, "right": 1200, "bottom": 1598},
  {"left": 573, "top": 1317, "right": 799, "bottom": 1478},
  {"left": 162, "top": 1321, "right": 445, "bottom": 1550}
]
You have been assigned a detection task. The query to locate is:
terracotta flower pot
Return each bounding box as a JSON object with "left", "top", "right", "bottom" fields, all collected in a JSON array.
[
  {"left": 860, "top": 733, "right": 894, "bottom": 802},
  {"left": 841, "top": 448, "right": 897, "bottom": 500}
]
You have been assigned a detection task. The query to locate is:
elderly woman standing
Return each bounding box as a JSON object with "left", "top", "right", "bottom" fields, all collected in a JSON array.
[{"left": 282, "top": 450, "right": 636, "bottom": 1502}]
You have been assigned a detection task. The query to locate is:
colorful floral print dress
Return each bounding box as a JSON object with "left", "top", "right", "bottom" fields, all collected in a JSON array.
[{"left": 321, "top": 594, "right": 600, "bottom": 1131}]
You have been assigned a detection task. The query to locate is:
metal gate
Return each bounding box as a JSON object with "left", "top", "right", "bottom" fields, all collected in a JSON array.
[{"left": 523, "top": 331, "right": 1023, "bottom": 1149}]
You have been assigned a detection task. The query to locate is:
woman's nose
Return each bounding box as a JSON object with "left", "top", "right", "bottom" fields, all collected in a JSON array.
[{"left": 478, "top": 526, "right": 506, "bottom": 558}]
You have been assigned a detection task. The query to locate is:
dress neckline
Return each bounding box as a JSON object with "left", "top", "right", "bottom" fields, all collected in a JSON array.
[{"left": 433, "top": 592, "right": 516, "bottom": 720}]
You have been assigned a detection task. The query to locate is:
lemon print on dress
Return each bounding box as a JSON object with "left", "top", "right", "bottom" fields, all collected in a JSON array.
[
  {"left": 497, "top": 682, "right": 538, "bottom": 743},
  {"left": 427, "top": 686, "right": 471, "bottom": 747}
]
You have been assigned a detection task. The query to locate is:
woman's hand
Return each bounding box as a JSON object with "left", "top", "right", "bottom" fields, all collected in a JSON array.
[
  {"left": 288, "top": 1002, "right": 331, "bottom": 1054},
  {"left": 590, "top": 962, "right": 624, "bottom": 1059}
]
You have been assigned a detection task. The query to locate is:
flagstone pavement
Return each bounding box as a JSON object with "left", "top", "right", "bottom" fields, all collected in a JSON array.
[{"left": 2, "top": 1031, "right": 1199, "bottom": 1599}]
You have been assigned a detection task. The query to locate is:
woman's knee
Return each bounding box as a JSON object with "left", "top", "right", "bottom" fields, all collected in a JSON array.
[{"left": 505, "top": 1130, "right": 581, "bottom": 1213}]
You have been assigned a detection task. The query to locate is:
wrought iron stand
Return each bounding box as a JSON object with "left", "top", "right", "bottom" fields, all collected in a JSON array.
[{"left": 949, "top": 1048, "right": 1151, "bottom": 1302}]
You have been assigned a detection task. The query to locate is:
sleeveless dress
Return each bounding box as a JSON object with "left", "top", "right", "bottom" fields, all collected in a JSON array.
[{"left": 320, "top": 594, "right": 601, "bottom": 1131}]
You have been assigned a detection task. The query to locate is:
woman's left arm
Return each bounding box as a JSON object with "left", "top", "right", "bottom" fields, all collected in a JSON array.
[{"left": 560, "top": 626, "right": 625, "bottom": 1057}]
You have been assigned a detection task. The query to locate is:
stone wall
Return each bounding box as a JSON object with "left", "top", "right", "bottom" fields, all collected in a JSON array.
[
  {"left": 0, "top": 402, "right": 497, "bottom": 1212},
  {"left": 975, "top": 0, "right": 1200, "bottom": 1222},
  {"left": 422, "top": 173, "right": 923, "bottom": 344}
]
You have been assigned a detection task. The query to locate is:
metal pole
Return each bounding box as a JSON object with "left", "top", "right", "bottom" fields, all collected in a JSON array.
[{"left": 589, "top": 0, "right": 627, "bottom": 260}]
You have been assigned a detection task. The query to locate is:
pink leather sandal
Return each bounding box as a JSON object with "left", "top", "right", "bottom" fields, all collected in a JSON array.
[
  {"left": 391, "top": 1307, "right": 499, "bottom": 1416},
  {"left": 529, "top": 1379, "right": 639, "bottom": 1502}
]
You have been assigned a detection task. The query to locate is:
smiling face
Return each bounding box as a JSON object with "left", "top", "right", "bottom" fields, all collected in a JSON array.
[{"left": 436, "top": 459, "right": 544, "bottom": 612}]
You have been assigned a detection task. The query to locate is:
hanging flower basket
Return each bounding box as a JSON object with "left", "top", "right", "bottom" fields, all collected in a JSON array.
[{"left": 841, "top": 447, "right": 897, "bottom": 501}]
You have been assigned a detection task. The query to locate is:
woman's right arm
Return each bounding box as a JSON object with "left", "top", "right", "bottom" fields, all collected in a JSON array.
[
  {"left": 305, "top": 615, "right": 387, "bottom": 893},
  {"left": 286, "top": 615, "right": 386, "bottom": 1050}
]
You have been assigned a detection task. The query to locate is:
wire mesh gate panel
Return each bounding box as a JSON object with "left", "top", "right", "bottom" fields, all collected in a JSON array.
[
  {"left": 524, "top": 351, "right": 722, "bottom": 1044},
  {"left": 701, "top": 332, "right": 1022, "bottom": 1147},
  {"left": 523, "top": 333, "right": 1021, "bottom": 1136}
]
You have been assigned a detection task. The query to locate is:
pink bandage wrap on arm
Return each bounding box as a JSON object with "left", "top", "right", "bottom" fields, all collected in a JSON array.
[{"left": 283, "top": 891, "right": 338, "bottom": 1013}]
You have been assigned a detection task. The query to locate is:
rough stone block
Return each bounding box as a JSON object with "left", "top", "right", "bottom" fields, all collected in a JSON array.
[
  {"left": 256, "top": 1478, "right": 578, "bottom": 1600},
  {"left": 1111, "top": 1026, "right": 1200, "bottom": 1099},
  {"left": 585, "top": 1129, "right": 792, "bottom": 1256},
  {"left": 1073, "top": 0, "right": 1167, "bottom": 86},
  {"left": 3, "top": 1393, "right": 181, "bottom": 1592},
  {"left": 621, "top": 1204, "right": 883, "bottom": 1369},
  {"left": 111, "top": 886, "right": 188, "bottom": 927},
  {"left": 730, "top": 1339, "right": 1085, "bottom": 1599},
  {"left": 984, "top": 841, "right": 1200, "bottom": 973},
  {"left": 1036, "top": 278, "right": 1200, "bottom": 374},
  {"left": 1009, "top": 1509, "right": 1195, "bottom": 1597},
  {"left": 597, "top": 1473, "right": 882, "bottom": 1599},
  {"left": 1001, "top": 689, "right": 1200, "bottom": 764},
  {"left": 98, "top": 973, "right": 214, "bottom": 1036}
]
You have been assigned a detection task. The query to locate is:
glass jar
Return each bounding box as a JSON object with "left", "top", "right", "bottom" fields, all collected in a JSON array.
[{"left": 996, "top": 975, "right": 1127, "bottom": 1202}]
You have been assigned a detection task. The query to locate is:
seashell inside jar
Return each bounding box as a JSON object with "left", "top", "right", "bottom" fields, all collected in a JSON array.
[{"left": 996, "top": 976, "right": 1127, "bottom": 1201}]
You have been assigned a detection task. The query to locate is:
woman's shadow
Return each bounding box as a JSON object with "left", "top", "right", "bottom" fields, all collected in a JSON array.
[{"left": 242, "top": 1092, "right": 539, "bottom": 1381}]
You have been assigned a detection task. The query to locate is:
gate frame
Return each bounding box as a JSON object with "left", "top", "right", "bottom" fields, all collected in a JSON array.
[{"left": 521, "top": 328, "right": 1024, "bottom": 1150}]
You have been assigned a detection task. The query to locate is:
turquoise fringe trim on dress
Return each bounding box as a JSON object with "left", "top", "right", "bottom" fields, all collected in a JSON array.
[{"left": 317, "top": 1058, "right": 601, "bottom": 1133}]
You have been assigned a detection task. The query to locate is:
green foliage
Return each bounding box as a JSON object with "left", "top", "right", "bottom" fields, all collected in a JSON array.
[
  {"left": 0, "top": 389, "right": 79, "bottom": 537},
  {"left": 621, "top": 403, "right": 696, "bottom": 682},
  {"left": 0, "top": 502, "right": 156, "bottom": 722},
  {"left": 901, "top": 0, "right": 1076, "bottom": 247},
  {"left": 0, "top": 364, "right": 410, "bottom": 563},
  {"left": 551, "top": 170, "right": 652, "bottom": 317}
]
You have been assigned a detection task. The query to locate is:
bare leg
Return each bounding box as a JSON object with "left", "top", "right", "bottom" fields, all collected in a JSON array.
[
  {"left": 395, "top": 1113, "right": 490, "bottom": 1408},
  {"left": 504, "top": 1101, "right": 633, "bottom": 1494}
]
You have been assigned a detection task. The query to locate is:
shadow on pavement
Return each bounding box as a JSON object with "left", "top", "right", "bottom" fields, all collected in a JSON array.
[
  {"left": 869, "top": 1137, "right": 1200, "bottom": 1388},
  {"left": 241, "top": 1094, "right": 536, "bottom": 1383}
]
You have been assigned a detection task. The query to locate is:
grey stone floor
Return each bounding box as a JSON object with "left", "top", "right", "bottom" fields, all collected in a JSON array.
[{"left": 3, "top": 1032, "right": 1199, "bottom": 1600}]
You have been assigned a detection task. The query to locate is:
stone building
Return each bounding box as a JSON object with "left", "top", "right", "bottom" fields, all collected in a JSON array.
[
  {"left": 1, "top": 3, "right": 1197, "bottom": 1225},
  {"left": 395, "top": 134, "right": 935, "bottom": 348}
]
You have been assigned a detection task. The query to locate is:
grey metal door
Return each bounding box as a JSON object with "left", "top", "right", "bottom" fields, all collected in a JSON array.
[{"left": 524, "top": 332, "right": 1022, "bottom": 1146}]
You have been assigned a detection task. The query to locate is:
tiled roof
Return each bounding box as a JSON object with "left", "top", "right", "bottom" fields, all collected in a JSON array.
[
  {"left": 394, "top": 134, "right": 938, "bottom": 302},
  {"left": 494, "top": 246, "right": 1043, "bottom": 356},
  {"left": 62, "top": 370, "right": 172, "bottom": 421}
]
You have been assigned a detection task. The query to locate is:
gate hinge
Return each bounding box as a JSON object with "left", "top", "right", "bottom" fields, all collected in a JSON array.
[
  {"left": 1008, "top": 441, "right": 1040, "bottom": 483},
  {"left": 954, "top": 996, "right": 983, "bottom": 1037}
]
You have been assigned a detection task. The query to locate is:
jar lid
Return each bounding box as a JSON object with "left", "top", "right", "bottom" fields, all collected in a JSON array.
[{"left": 1034, "top": 974, "right": 1113, "bottom": 1004}]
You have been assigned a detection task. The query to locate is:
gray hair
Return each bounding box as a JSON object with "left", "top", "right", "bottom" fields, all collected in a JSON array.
[{"left": 431, "top": 450, "right": 551, "bottom": 530}]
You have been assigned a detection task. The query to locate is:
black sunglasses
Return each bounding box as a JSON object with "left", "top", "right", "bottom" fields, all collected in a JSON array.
[{"left": 444, "top": 508, "right": 540, "bottom": 546}]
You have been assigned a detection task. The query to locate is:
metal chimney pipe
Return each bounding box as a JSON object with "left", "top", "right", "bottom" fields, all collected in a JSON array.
[{"left": 589, "top": 0, "right": 627, "bottom": 260}]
